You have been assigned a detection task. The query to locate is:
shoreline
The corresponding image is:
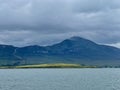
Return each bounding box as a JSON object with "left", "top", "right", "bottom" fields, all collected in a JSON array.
[
  {"left": 0, "top": 63, "right": 119, "bottom": 69},
  {"left": 0, "top": 63, "right": 97, "bottom": 69}
]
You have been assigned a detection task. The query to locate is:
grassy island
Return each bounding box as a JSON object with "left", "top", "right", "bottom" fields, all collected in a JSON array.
[{"left": 0, "top": 63, "right": 97, "bottom": 69}]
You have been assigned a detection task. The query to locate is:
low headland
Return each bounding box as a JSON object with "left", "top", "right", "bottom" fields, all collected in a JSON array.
[{"left": 0, "top": 63, "right": 97, "bottom": 69}]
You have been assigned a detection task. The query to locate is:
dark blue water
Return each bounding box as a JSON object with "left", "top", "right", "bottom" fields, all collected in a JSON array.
[{"left": 0, "top": 69, "right": 120, "bottom": 90}]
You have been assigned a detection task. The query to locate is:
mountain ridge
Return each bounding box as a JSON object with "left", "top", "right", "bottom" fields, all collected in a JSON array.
[{"left": 0, "top": 36, "right": 120, "bottom": 66}]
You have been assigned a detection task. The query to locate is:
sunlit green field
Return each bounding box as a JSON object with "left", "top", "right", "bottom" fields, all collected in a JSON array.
[
  {"left": 15, "top": 63, "right": 96, "bottom": 68},
  {"left": 0, "top": 63, "right": 96, "bottom": 68}
]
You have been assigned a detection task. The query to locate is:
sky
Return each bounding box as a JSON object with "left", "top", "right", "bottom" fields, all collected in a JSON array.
[{"left": 0, "top": 0, "right": 120, "bottom": 48}]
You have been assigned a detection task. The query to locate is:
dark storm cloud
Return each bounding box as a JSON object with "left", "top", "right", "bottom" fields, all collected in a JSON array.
[{"left": 0, "top": 0, "right": 120, "bottom": 47}]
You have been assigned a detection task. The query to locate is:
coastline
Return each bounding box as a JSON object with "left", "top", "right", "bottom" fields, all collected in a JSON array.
[{"left": 0, "top": 63, "right": 97, "bottom": 69}]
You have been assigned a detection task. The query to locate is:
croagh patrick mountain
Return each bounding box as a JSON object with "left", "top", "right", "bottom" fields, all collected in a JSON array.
[{"left": 0, "top": 36, "right": 120, "bottom": 66}]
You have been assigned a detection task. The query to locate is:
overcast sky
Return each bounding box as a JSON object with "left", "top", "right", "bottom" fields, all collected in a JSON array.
[{"left": 0, "top": 0, "right": 120, "bottom": 48}]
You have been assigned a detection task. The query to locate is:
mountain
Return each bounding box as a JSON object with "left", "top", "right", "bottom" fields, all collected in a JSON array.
[{"left": 0, "top": 36, "right": 120, "bottom": 66}]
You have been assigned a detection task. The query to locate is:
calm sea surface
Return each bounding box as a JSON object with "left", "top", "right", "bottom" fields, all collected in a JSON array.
[{"left": 0, "top": 69, "right": 120, "bottom": 90}]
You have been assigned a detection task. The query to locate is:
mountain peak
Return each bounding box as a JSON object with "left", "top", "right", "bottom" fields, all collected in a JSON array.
[
  {"left": 67, "top": 36, "right": 96, "bottom": 45},
  {"left": 69, "top": 36, "right": 84, "bottom": 41}
]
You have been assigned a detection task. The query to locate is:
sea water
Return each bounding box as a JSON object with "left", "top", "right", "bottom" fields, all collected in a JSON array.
[{"left": 0, "top": 69, "right": 120, "bottom": 90}]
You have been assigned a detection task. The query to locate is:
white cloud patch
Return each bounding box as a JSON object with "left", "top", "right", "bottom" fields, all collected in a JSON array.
[{"left": 106, "top": 43, "right": 120, "bottom": 48}]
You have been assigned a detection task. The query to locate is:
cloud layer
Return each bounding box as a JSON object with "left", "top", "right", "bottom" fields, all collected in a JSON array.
[{"left": 0, "top": 0, "right": 120, "bottom": 47}]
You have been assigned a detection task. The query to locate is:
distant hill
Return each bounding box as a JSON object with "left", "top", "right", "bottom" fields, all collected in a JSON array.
[{"left": 0, "top": 36, "right": 120, "bottom": 66}]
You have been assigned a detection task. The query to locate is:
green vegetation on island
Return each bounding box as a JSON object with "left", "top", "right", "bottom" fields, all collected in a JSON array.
[{"left": 0, "top": 63, "right": 97, "bottom": 69}]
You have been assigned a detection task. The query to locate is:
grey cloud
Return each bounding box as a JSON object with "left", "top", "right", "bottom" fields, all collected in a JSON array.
[
  {"left": 73, "top": 0, "right": 120, "bottom": 13},
  {"left": 0, "top": 0, "right": 120, "bottom": 47}
]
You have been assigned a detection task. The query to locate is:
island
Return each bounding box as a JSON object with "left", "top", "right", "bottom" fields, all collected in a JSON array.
[{"left": 0, "top": 63, "right": 97, "bottom": 69}]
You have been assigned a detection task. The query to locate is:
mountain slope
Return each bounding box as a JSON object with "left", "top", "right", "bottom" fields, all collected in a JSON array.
[
  {"left": 46, "top": 37, "right": 120, "bottom": 59},
  {"left": 0, "top": 36, "right": 120, "bottom": 66}
]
